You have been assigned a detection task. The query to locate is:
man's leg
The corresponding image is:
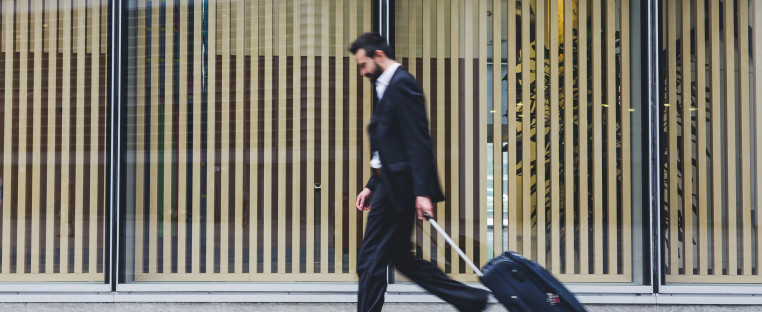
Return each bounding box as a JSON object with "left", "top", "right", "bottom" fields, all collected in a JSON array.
[
  {"left": 392, "top": 251, "right": 489, "bottom": 312},
  {"left": 386, "top": 183, "right": 489, "bottom": 312},
  {"left": 357, "top": 182, "right": 395, "bottom": 312}
]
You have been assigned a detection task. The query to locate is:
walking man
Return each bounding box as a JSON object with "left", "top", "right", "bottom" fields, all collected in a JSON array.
[{"left": 350, "top": 32, "right": 489, "bottom": 312}]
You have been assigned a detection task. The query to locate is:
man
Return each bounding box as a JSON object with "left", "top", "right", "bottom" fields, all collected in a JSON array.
[{"left": 350, "top": 32, "right": 489, "bottom": 312}]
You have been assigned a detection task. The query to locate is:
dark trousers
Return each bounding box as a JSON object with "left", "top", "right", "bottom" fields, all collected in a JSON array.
[{"left": 357, "top": 171, "right": 489, "bottom": 312}]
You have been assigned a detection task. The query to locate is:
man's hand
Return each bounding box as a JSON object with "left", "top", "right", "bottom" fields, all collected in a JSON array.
[
  {"left": 416, "top": 196, "right": 433, "bottom": 220},
  {"left": 356, "top": 188, "right": 373, "bottom": 211}
]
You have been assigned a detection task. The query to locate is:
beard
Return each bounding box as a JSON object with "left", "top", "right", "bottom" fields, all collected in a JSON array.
[{"left": 365, "top": 62, "right": 384, "bottom": 82}]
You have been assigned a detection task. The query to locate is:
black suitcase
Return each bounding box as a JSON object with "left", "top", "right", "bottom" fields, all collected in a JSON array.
[
  {"left": 424, "top": 213, "right": 587, "bottom": 312},
  {"left": 480, "top": 251, "right": 587, "bottom": 311}
]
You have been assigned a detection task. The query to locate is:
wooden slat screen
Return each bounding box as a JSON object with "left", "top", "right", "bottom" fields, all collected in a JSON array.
[
  {"left": 0, "top": 0, "right": 108, "bottom": 282},
  {"left": 662, "top": 0, "right": 761, "bottom": 283},
  {"left": 4, "top": 0, "right": 761, "bottom": 288},
  {"left": 394, "top": 0, "right": 634, "bottom": 283},
  {"left": 125, "top": 0, "right": 372, "bottom": 282}
]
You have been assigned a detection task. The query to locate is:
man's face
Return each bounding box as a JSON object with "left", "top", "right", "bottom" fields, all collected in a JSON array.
[{"left": 355, "top": 48, "right": 383, "bottom": 82}]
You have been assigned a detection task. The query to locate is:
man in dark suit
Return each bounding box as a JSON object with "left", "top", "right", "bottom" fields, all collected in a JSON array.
[{"left": 350, "top": 32, "right": 489, "bottom": 312}]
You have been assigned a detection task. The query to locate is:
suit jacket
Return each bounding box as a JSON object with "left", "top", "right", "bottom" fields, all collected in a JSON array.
[{"left": 364, "top": 67, "right": 445, "bottom": 203}]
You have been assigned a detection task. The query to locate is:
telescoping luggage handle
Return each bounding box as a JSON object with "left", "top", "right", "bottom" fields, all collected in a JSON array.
[{"left": 423, "top": 213, "right": 484, "bottom": 277}]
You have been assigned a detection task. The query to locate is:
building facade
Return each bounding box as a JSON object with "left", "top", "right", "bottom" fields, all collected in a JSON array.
[{"left": 0, "top": 0, "right": 760, "bottom": 304}]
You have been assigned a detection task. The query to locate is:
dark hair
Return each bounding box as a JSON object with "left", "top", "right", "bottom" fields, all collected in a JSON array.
[{"left": 348, "top": 32, "right": 395, "bottom": 60}]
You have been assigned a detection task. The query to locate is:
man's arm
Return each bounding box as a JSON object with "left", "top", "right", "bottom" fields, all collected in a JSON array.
[
  {"left": 355, "top": 171, "right": 378, "bottom": 211},
  {"left": 364, "top": 174, "right": 378, "bottom": 191}
]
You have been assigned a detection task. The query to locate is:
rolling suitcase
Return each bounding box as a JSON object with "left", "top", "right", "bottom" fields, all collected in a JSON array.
[{"left": 424, "top": 213, "right": 587, "bottom": 312}]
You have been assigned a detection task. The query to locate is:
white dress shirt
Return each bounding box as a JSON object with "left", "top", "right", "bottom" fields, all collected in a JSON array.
[{"left": 370, "top": 62, "right": 401, "bottom": 169}]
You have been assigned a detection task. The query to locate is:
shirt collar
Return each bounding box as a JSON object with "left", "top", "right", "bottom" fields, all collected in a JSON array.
[{"left": 375, "top": 62, "right": 401, "bottom": 87}]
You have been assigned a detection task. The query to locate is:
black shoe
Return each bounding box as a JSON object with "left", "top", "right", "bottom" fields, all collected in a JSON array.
[{"left": 459, "top": 290, "right": 489, "bottom": 312}]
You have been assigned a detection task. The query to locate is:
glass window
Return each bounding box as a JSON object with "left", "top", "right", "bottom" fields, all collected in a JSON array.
[
  {"left": 0, "top": 0, "right": 109, "bottom": 282},
  {"left": 394, "top": 0, "right": 646, "bottom": 284},
  {"left": 121, "top": 0, "right": 373, "bottom": 283},
  {"left": 660, "top": 0, "right": 761, "bottom": 284}
]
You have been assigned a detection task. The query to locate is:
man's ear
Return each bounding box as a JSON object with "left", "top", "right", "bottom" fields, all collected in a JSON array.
[{"left": 373, "top": 49, "right": 386, "bottom": 60}]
